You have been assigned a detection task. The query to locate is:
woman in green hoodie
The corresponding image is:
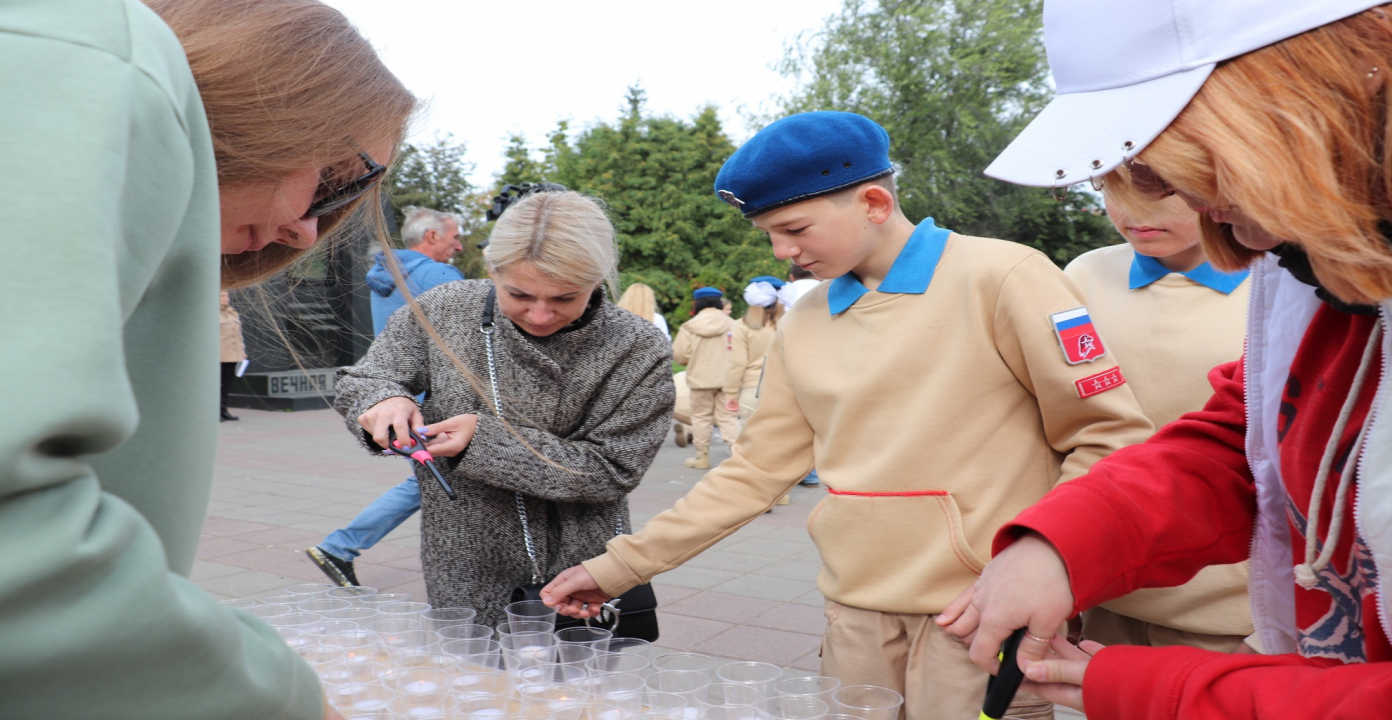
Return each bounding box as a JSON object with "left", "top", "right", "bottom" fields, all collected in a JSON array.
[{"left": 0, "top": 1, "right": 413, "bottom": 719}]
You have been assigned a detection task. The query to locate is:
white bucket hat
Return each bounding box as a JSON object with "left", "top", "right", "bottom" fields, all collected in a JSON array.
[{"left": 986, "top": 0, "right": 1387, "bottom": 188}]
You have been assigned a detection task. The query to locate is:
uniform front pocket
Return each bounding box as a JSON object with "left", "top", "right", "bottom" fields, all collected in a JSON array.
[{"left": 807, "top": 490, "right": 987, "bottom": 614}]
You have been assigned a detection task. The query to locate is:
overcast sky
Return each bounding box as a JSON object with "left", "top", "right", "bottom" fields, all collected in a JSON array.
[{"left": 322, "top": 0, "right": 848, "bottom": 187}]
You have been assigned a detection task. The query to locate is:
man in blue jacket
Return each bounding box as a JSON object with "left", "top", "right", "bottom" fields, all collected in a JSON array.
[{"left": 307, "top": 207, "right": 464, "bottom": 585}]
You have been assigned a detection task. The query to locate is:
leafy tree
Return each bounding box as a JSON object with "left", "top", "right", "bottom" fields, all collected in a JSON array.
[
  {"left": 386, "top": 134, "right": 489, "bottom": 278},
  {"left": 540, "top": 87, "right": 785, "bottom": 325},
  {"left": 496, "top": 133, "right": 549, "bottom": 190},
  {"left": 777, "top": 0, "right": 1114, "bottom": 264}
]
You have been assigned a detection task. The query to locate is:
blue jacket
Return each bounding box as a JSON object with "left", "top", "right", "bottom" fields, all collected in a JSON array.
[{"left": 366, "top": 249, "right": 464, "bottom": 336}]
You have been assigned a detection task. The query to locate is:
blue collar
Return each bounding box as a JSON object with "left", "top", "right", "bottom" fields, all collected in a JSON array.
[
  {"left": 827, "top": 218, "right": 951, "bottom": 315},
  {"left": 1128, "top": 252, "right": 1248, "bottom": 294}
]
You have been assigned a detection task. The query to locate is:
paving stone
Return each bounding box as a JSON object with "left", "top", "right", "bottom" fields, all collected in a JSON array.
[
  {"left": 652, "top": 584, "right": 699, "bottom": 606},
  {"left": 661, "top": 592, "right": 782, "bottom": 624},
  {"left": 197, "top": 568, "right": 301, "bottom": 597},
  {"left": 747, "top": 603, "right": 827, "bottom": 635},
  {"left": 683, "top": 550, "right": 774, "bottom": 574},
  {"left": 719, "top": 538, "right": 807, "bottom": 558},
  {"left": 692, "top": 625, "right": 822, "bottom": 666},
  {"left": 755, "top": 559, "right": 823, "bottom": 582},
  {"left": 791, "top": 589, "right": 826, "bottom": 607},
  {"left": 710, "top": 574, "right": 818, "bottom": 603},
  {"left": 651, "top": 613, "right": 735, "bottom": 652},
  {"left": 651, "top": 565, "right": 742, "bottom": 590},
  {"left": 790, "top": 649, "right": 823, "bottom": 673},
  {"left": 190, "top": 560, "right": 245, "bottom": 582},
  {"left": 196, "top": 536, "right": 263, "bottom": 560}
]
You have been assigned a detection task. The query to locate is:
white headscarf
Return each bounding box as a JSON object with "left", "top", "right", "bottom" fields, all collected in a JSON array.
[{"left": 743, "top": 281, "right": 779, "bottom": 309}]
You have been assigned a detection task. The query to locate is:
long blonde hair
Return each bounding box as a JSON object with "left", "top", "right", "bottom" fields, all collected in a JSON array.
[
  {"left": 616, "top": 283, "right": 657, "bottom": 320},
  {"left": 484, "top": 191, "right": 619, "bottom": 296},
  {"left": 742, "top": 303, "right": 785, "bottom": 330},
  {"left": 145, "top": 0, "right": 417, "bottom": 288},
  {"left": 1138, "top": 5, "right": 1392, "bottom": 304}
]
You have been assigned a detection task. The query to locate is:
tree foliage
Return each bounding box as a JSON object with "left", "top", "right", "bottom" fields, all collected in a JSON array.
[
  {"left": 497, "top": 88, "right": 785, "bottom": 326},
  {"left": 777, "top": 0, "right": 1114, "bottom": 264}
]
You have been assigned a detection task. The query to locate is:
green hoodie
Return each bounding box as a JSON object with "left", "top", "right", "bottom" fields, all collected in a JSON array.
[{"left": 0, "top": 1, "right": 321, "bottom": 717}]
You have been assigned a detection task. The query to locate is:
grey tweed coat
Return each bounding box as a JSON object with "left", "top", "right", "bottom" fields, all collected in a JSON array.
[{"left": 334, "top": 279, "right": 675, "bottom": 627}]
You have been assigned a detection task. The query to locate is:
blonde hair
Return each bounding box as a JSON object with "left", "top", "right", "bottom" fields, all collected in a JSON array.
[
  {"left": 742, "top": 302, "right": 785, "bottom": 330},
  {"left": 145, "top": 0, "right": 417, "bottom": 288},
  {"left": 616, "top": 283, "right": 657, "bottom": 320},
  {"left": 484, "top": 191, "right": 619, "bottom": 296},
  {"left": 1138, "top": 5, "right": 1392, "bottom": 304}
]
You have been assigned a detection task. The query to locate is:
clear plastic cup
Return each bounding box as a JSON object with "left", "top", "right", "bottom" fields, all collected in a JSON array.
[
  {"left": 341, "top": 643, "right": 401, "bottom": 666},
  {"left": 258, "top": 594, "right": 301, "bottom": 607},
  {"left": 653, "top": 653, "right": 719, "bottom": 676},
  {"left": 366, "top": 618, "right": 426, "bottom": 642},
  {"left": 389, "top": 691, "right": 454, "bottom": 718},
  {"left": 515, "top": 661, "right": 587, "bottom": 688},
  {"left": 306, "top": 620, "right": 360, "bottom": 638},
  {"left": 295, "top": 644, "right": 345, "bottom": 668},
  {"left": 359, "top": 593, "right": 413, "bottom": 607},
  {"left": 519, "top": 683, "right": 588, "bottom": 720},
  {"left": 501, "top": 631, "right": 558, "bottom": 673},
  {"left": 284, "top": 583, "right": 337, "bottom": 597},
  {"left": 382, "top": 667, "right": 451, "bottom": 694},
  {"left": 438, "top": 623, "right": 494, "bottom": 642},
  {"left": 322, "top": 629, "right": 379, "bottom": 650},
  {"left": 218, "top": 597, "right": 257, "bottom": 609},
  {"left": 456, "top": 693, "right": 522, "bottom": 719},
  {"left": 326, "top": 585, "right": 379, "bottom": 602},
  {"left": 497, "top": 620, "right": 552, "bottom": 636},
  {"left": 552, "top": 643, "right": 597, "bottom": 669},
  {"left": 318, "top": 660, "right": 389, "bottom": 688},
  {"left": 447, "top": 669, "right": 514, "bottom": 700},
  {"left": 774, "top": 676, "right": 840, "bottom": 705},
  {"left": 761, "top": 696, "right": 829, "bottom": 720},
  {"left": 607, "top": 637, "right": 655, "bottom": 658},
  {"left": 325, "top": 683, "right": 393, "bottom": 714},
  {"left": 643, "top": 690, "right": 696, "bottom": 720},
  {"left": 296, "top": 597, "right": 351, "bottom": 615},
  {"left": 421, "top": 606, "right": 478, "bottom": 633},
  {"left": 396, "top": 649, "right": 457, "bottom": 671},
  {"left": 646, "top": 670, "right": 712, "bottom": 701},
  {"left": 589, "top": 702, "right": 629, "bottom": 720},
  {"left": 693, "top": 683, "right": 763, "bottom": 709},
  {"left": 377, "top": 601, "right": 432, "bottom": 618},
  {"left": 504, "top": 599, "right": 557, "bottom": 632},
  {"left": 555, "top": 625, "right": 613, "bottom": 653},
  {"left": 321, "top": 606, "right": 379, "bottom": 625},
  {"left": 268, "top": 612, "right": 321, "bottom": 631},
  {"left": 587, "top": 650, "right": 652, "bottom": 676},
  {"left": 381, "top": 629, "right": 438, "bottom": 652},
  {"left": 833, "top": 686, "right": 903, "bottom": 720},
  {"left": 441, "top": 637, "right": 503, "bottom": 671},
  {"left": 584, "top": 671, "right": 646, "bottom": 713},
  {"left": 697, "top": 705, "right": 772, "bottom": 720},
  {"left": 245, "top": 604, "right": 290, "bottom": 621},
  {"left": 715, "top": 662, "right": 782, "bottom": 695}
]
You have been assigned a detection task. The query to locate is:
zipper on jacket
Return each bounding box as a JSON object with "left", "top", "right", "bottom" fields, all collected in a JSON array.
[
  {"left": 1351, "top": 307, "right": 1392, "bottom": 640},
  {"left": 1243, "top": 261, "right": 1266, "bottom": 645}
]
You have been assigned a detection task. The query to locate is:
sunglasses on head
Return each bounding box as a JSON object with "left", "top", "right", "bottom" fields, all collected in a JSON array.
[{"left": 304, "top": 151, "right": 387, "bottom": 219}]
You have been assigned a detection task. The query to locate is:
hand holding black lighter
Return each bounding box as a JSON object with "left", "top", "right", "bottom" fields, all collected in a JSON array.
[
  {"left": 981, "top": 627, "right": 1029, "bottom": 720},
  {"left": 388, "top": 427, "right": 457, "bottom": 500}
]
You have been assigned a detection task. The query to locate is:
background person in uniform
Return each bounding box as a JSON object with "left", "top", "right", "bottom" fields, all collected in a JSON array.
[
  {"left": 333, "top": 190, "right": 674, "bottom": 627},
  {"left": 1063, "top": 166, "right": 1257, "bottom": 655},
  {"left": 778, "top": 262, "right": 821, "bottom": 308},
  {"left": 724, "top": 276, "right": 788, "bottom": 505},
  {"left": 672, "top": 286, "right": 741, "bottom": 470},
  {"left": 940, "top": 2, "right": 1392, "bottom": 717},
  {"left": 219, "top": 291, "right": 246, "bottom": 422},
  {"left": 543, "top": 111, "right": 1154, "bottom": 720},
  {"left": 0, "top": 0, "right": 414, "bottom": 718},
  {"left": 306, "top": 206, "right": 465, "bottom": 586}
]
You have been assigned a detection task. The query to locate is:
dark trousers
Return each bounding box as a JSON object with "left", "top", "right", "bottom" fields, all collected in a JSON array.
[{"left": 220, "top": 362, "right": 236, "bottom": 412}]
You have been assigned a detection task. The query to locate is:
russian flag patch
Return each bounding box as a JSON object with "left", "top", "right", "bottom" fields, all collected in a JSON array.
[{"left": 1050, "top": 307, "right": 1107, "bottom": 365}]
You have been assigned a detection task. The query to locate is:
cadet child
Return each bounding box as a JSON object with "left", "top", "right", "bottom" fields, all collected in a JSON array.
[
  {"left": 673, "top": 287, "right": 741, "bottom": 469},
  {"left": 543, "top": 111, "right": 1154, "bottom": 720},
  {"left": 1063, "top": 166, "right": 1257, "bottom": 654}
]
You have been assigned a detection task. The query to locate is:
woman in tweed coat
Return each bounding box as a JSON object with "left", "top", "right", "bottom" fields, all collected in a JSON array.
[{"left": 334, "top": 191, "right": 675, "bottom": 626}]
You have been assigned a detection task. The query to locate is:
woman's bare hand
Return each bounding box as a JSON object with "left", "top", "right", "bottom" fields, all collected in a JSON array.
[
  {"left": 1017, "top": 635, "right": 1104, "bottom": 712},
  {"left": 542, "top": 565, "right": 615, "bottom": 619},
  {"left": 965, "top": 532, "right": 1076, "bottom": 675},
  {"left": 419, "top": 414, "right": 479, "bottom": 458},
  {"left": 357, "top": 396, "right": 424, "bottom": 453}
]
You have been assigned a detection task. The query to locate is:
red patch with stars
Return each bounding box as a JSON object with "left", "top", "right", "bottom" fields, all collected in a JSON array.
[{"left": 1076, "top": 367, "right": 1126, "bottom": 398}]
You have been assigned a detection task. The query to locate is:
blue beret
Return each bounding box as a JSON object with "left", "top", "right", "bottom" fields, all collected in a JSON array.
[
  {"left": 750, "top": 275, "right": 786, "bottom": 289},
  {"left": 692, "top": 287, "right": 724, "bottom": 299},
  {"left": 714, "top": 111, "right": 893, "bottom": 218}
]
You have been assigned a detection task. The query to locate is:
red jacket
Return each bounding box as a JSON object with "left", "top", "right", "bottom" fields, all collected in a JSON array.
[{"left": 996, "top": 301, "right": 1392, "bottom": 719}]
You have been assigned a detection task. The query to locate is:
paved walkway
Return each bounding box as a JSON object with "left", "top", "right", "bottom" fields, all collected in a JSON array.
[{"left": 197, "top": 408, "right": 828, "bottom": 671}]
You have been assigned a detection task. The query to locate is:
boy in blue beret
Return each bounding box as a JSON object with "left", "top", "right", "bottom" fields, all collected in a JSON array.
[
  {"left": 546, "top": 111, "right": 1153, "bottom": 719},
  {"left": 672, "top": 287, "right": 741, "bottom": 469}
]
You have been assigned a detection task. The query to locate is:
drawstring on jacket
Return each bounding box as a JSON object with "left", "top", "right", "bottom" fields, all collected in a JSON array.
[{"left": 1295, "top": 320, "right": 1383, "bottom": 589}]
